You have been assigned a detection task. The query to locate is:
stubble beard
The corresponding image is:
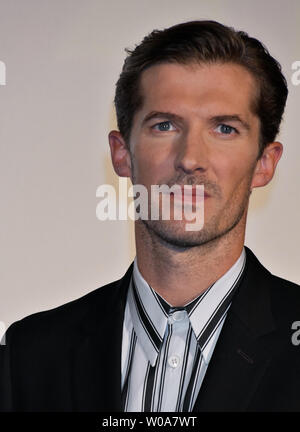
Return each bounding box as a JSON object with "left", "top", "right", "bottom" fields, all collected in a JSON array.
[
  {"left": 130, "top": 155, "right": 254, "bottom": 251},
  {"left": 140, "top": 184, "right": 251, "bottom": 250}
]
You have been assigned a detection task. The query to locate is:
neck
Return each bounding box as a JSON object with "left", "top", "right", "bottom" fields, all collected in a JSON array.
[{"left": 134, "top": 216, "right": 246, "bottom": 307}]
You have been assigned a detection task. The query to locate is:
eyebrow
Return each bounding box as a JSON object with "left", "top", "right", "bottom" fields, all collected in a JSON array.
[
  {"left": 142, "top": 111, "right": 251, "bottom": 132},
  {"left": 141, "top": 111, "right": 183, "bottom": 126}
]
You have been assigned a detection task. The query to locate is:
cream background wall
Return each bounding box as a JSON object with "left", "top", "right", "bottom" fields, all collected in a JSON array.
[{"left": 0, "top": 0, "right": 299, "bottom": 333}]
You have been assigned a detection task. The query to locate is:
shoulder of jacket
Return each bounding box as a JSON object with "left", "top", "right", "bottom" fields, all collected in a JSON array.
[{"left": 5, "top": 274, "right": 126, "bottom": 345}]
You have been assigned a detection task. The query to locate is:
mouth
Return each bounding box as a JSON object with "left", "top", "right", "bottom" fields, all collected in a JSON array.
[
  {"left": 168, "top": 186, "right": 210, "bottom": 208},
  {"left": 173, "top": 185, "right": 210, "bottom": 201},
  {"left": 179, "top": 186, "right": 210, "bottom": 198}
]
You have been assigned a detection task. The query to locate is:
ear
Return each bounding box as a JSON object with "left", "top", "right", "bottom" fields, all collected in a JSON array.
[
  {"left": 108, "top": 130, "right": 132, "bottom": 178},
  {"left": 251, "top": 141, "right": 283, "bottom": 189}
]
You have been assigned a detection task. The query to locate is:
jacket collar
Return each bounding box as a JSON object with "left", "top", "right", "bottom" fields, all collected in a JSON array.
[
  {"left": 193, "top": 246, "right": 278, "bottom": 411},
  {"left": 229, "top": 246, "right": 276, "bottom": 337},
  {"left": 71, "top": 263, "right": 133, "bottom": 411}
]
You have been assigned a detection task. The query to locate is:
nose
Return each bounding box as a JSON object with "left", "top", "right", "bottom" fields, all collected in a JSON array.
[{"left": 174, "top": 128, "right": 209, "bottom": 174}]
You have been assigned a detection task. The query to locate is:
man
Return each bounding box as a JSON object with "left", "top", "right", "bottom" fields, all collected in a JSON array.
[{"left": 1, "top": 20, "right": 299, "bottom": 412}]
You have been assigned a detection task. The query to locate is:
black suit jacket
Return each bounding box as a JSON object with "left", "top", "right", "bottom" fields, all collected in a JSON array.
[{"left": 0, "top": 246, "right": 300, "bottom": 412}]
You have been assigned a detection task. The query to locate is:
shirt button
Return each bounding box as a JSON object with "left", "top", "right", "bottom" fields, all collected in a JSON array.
[
  {"left": 172, "top": 310, "right": 186, "bottom": 321},
  {"left": 168, "top": 355, "right": 180, "bottom": 368}
]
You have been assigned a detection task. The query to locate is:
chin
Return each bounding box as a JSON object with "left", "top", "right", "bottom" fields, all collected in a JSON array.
[{"left": 141, "top": 219, "right": 220, "bottom": 249}]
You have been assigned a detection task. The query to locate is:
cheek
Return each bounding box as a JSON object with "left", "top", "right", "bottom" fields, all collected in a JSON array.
[
  {"left": 214, "top": 154, "right": 255, "bottom": 192},
  {"left": 134, "top": 140, "right": 175, "bottom": 184}
]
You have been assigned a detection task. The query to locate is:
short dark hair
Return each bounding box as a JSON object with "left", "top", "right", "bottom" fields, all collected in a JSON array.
[{"left": 114, "top": 20, "right": 288, "bottom": 158}]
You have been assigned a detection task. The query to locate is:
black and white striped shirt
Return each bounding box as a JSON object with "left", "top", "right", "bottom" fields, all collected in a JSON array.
[{"left": 121, "top": 248, "right": 246, "bottom": 412}]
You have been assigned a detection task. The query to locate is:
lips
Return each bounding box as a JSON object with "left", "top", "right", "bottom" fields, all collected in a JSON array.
[
  {"left": 168, "top": 186, "right": 209, "bottom": 207},
  {"left": 179, "top": 186, "right": 210, "bottom": 198}
]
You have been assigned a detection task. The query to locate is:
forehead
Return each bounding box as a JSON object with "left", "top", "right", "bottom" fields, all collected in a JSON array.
[{"left": 137, "top": 62, "right": 258, "bottom": 119}]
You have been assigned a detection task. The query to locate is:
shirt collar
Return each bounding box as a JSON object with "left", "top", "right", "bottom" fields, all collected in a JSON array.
[
  {"left": 188, "top": 247, "right": 246, "bottom": 363},
  {"left": 127, "top": 261, "right": 168, "bottom": 366},
  {"left": 129, "top": 247, "right": 246, "bottom": 366}
]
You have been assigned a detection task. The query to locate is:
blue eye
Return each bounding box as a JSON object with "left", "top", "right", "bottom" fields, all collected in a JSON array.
[
  {"left": 153, "top": 121, "right": 175, "bottom": 131},
  {"left": 215, "top": 124, "right": 238, "bottom": 135}
]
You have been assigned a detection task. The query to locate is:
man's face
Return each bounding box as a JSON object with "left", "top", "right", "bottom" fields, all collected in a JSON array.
[{"left": 124, "top": 62, "right": 263, "bottom": 248}]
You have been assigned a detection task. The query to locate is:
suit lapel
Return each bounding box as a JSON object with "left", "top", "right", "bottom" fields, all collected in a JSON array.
[
  {"left": 193, "top": 311, "right": 274, "bottom": 411},
  {"left": 193, "top": 247, "right": 277, "bottom": 412},
  {"left": 71, "top": 263, "right": 133, "bottom": 411}
]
